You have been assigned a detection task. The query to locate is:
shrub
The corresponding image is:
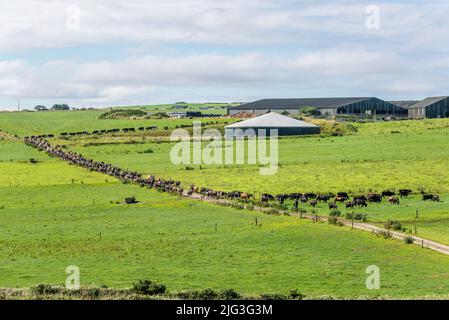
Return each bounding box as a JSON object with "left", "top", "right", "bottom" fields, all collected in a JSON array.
[
  {"left": 329, "top": 209, "right": 341, "bottom": 217},
  {"left": 328, "top": 216, "right": 343, "bottom": 226},
  {"left": 220, "top": 289, "right": 242, "bottom": 300},
  {"left": 384, "top": 220, "right": 403, "bottom": 231},
  {"left": 288, "top": 289, "right": 305, "bottom": 300},
  {"left": 260, "top": 293, "right": 288, "bottom": 300},
  {"left": 198, "top": 288, "right": 219, "bottom": 300},
  {"left": 346, "top": 212, "right": 366, "bottom": 221},
  {"left": 404, "top": 236, "right": 414, "bottom": 244},
  {"left": 31, "top": 284, "right": 62, "bottom": 295},
  {"left": 131, "top": 279, "right": 166, "bottom": 296}
]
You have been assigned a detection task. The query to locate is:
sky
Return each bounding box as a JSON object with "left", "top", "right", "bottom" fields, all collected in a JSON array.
[{"left": 0, "top": 0, "right": 448, "bottom": 110}]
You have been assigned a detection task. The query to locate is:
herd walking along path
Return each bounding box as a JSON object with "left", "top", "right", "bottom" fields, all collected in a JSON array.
[{"left": 18, "top": 134, "right": 449, "bottom": 257}]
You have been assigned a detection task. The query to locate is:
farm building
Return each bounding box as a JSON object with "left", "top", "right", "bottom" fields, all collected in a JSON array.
[
  {"left": 225, "top": 112, "right": 320, "bottom": 136},
  {"left": 227, "top": 97, "right": 407, "bottom": 117},
  {"left": 407, "top": 96, "right": 449, "bottom": 119}
]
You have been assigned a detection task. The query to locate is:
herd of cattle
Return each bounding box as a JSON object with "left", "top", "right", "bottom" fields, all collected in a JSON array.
[
  {"left": 24, "top": 136, "right": 441, "bottom": 211},
  {"left": 24, "top": 136, "right": 183, "bottom": 196},
  {"left": 29, "top": 126, "right": 159, "bottom": 140}
]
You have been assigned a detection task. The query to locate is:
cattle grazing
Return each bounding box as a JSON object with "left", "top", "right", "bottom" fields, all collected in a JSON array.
[
  {"left": 335, "top": 196, "right": 347, "bottom": 203},
  {"left": 346, "top": 201, "right": 355, "bottom": 209},
  {"left": 309, "top": 200, "right": 318, "bottom": 207},
  {"left": 367, "top": 193, "right": 382, "bottom": 203},
  {"left": 261, "top": 193, "right": 275, "bottom": 202},
  {"left": 317, "top": 194, "right": 331, "bottom": 202},
  {"left": 399, "top": 189, "right": 412, "bottom": 198},
  {"left": 276, "top": 194, "right": 289, "bottom": 204},
  {"left": 240, "top": 193, "right": 253, "bottom": 201},
  {"left": 422, "top": 194, "right": 440, "bottom": 202},
  {"left": 382, "top": 190, "right": 396, "bottom": 197},
  {"left": 388, "top": 196, "right": 400, "bottom": 205},
  {"left": 337, "top": 192, "right": 349, "bottom": 199},
  {"left": 328, "top": 202, "right": 338, "bottom": 210}
]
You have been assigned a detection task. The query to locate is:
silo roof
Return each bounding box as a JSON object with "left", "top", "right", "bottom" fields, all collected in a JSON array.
[{"left": 225, "top": 112, "right": 319, "bottom": 128}]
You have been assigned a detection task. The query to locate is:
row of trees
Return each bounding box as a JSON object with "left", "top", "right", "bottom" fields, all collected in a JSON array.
[{"left": 34, "top": 104, "right": 70, "bottom": 112}]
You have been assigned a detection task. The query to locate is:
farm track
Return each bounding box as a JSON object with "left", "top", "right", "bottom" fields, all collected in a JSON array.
[
  {"left": 185, "top": 193, "right": 449, "bottom": 256},
  {"left": 16, "top": 133, "right": 449, "bottom": 257}
]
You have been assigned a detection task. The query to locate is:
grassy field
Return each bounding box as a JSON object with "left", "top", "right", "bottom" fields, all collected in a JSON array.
[
  {"left": 3, "top": 140, "right": 449, "bottom": 298},
  {"left": 2, "top": 110, "right": 449, "bottom": 298},
  {"left": 37, "top": 115, "right": 449, "bottom": 246},
  {"left": 0, "top": 108, "right": 232, "bottom": 137},
  {"left": 57, "top": 118, "right": 449, "bottom": 194}
]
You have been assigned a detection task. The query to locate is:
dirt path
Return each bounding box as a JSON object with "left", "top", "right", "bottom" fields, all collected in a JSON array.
[{"left": 185, "top": 192, "right": 449, "bottom": 256}]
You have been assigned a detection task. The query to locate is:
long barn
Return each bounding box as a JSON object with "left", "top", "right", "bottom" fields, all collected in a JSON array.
[
  {"left": 228, "top": 97, "right": 407, "bottom": 117},
  {"left": 407, "top": 96, "right": 449, "bottom": 119}
]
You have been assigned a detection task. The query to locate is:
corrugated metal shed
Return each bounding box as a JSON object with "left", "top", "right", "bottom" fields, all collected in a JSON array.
[
  {"left": 229, "top": 98, "right": 370, "bottom": 111},
  {"left": 408, "top": 97, "right": 449, "bottom": 109}
]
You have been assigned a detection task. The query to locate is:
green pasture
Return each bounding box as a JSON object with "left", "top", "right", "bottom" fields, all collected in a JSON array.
[
  {"left": 2, "top": 140, "right": 449, "bottom": 298},
  {"left": 0, "top": 108, "right": 231, "bottom": 137},
  {"left": 49, "top": 116, "right": 449, "bottom": 245}
]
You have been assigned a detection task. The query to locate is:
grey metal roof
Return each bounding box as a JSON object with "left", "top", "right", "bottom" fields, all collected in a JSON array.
[
  {"left": 389, "top": 101, "right": 419, "bottom": 109},
  {"left": 225, "top": 112, "right": 319, "bottom": 128},
  {"left": 229, "top": 97, "right": 372, "bottom": 111},
  {"left": 408, "top": 96, "right": 449, "bottom": 109}
]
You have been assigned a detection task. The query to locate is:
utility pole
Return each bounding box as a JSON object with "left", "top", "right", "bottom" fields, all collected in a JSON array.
[{"left": 17, "top": 99, "right": 20, "bottom": 112}]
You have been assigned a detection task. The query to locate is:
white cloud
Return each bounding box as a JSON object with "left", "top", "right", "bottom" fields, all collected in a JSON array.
[{"left": 0, "top": 0, "right": 449, "bottom": 108}]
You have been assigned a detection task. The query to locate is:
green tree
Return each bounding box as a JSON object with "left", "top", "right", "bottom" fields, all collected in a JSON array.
[
  {"left": 51, "top": 104, "right": 70, "bottom": 111},
  {"left": 300, "top": 107, "right": 321, "bottom": 117},
  {"left": 34, "top": 105, "right": 48, "bottom": 112}
]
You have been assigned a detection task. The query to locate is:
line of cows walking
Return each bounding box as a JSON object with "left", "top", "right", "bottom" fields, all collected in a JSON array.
[
  {"left": 29, "top": 126, "right": 159, "bottom": 140},
  {"left": 24, "top": 136, "right": 183, "bottom": 197},
  {"left": 24, "top": 136, "right": 441, "bottom": 210}
]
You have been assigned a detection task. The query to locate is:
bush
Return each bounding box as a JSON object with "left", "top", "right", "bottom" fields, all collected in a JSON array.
[
  {"left": 345, "top": 212, "right": 366, "bottom": 221},
  {"left": 31, "top": 284, "right": 62, "bottom": 295},
  {"left": 260, "top": 293, "right": 288, "bottom": 300},
  {"left": 404, "top": 236, "right": 414, "bottom": 244},
  {"left": 198, "top": 288, "right": 219, "bottom": 300},
  {"left": 328, "top": 216, "right": 343, "bottom": 226},
  {"left": 220, "top": 289, "right": 242, "bottom": 300},
  {"left": 289, "top": 289, "right": 305, "bottom": 300},
  {"left": 175, "top": 288, "right": 237, "bottom": 300},
  {"left": 329, "top": 209, "right": 341, "bottom": 217},
  {"left": 131, "top": 279, "right": 166, "bottom": 296},
  {"left": 384, "top": 220, "right": 403, "bottom": 231}
]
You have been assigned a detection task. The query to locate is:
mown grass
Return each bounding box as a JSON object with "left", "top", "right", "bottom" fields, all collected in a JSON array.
[{"left": 2, "top": 140, "right": 449, "bottom": 298}]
